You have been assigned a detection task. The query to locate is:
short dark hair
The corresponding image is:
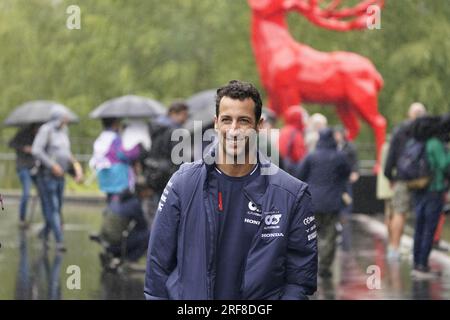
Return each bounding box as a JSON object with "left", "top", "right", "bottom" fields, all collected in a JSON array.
[
  {"left": 168, "top": 101, "right": 188, "bottom": 114},
  {"left": 101, "top": 117, "right": 119, "bottom": 129},
  {"left": 215, "top": 80, "right": 263, "bottom": 122}
]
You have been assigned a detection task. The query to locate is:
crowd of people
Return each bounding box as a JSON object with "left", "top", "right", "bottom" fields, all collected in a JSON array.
[{"left": 7, "top": 79, "right": 450, "bottom": 298}]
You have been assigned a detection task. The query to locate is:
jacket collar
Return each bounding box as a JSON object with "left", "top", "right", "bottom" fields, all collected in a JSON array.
[{"left": 202, "top": 141, "right": 273, "bottom": 204}]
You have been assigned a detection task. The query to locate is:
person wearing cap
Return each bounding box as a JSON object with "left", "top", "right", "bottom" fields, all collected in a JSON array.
[{"left": 32, "top": 109, "right": 83, "bottom": 252}]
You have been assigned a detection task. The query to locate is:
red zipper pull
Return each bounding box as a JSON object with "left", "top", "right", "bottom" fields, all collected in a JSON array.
[{"left": 218, "top": 191, "right": 223, "bottom": 212}]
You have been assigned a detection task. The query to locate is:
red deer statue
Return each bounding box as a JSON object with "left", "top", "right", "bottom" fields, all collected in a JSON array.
[{"left": 249, "top": 0, "right": 386, "bottom": 171}]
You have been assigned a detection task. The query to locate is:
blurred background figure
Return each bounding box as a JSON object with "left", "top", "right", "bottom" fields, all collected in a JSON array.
[
  {"left": 383, "top": 102, "right": 427, "bottom": 261},
  {"left": 8, "top": 123, "right": 41, "bottom": 229},
  {"left": 278, "top": 105, "right": 307, "bottom": 176},
  {"left": 139, "top": 101, "right": 189, "bottom": 228},
  {"left": 334, "top": 126, "right": 359, "bottom": 252},
  {"left": 155, "top": 101, "right": 189, "bottom": 129},
  {"left": 297, "top": 128, "right": 351, "bottom": 278},
  {"left": 305, "top": 113, "right": 328, "bottom": 153},
  {"left": 377, "top": 135, "right": 395, "bottom": 256},
  {"left": 89, "top": 117, "right": 149, "bottom": 271},
  {"left": 259, "top": 107, "right": 278, "bottom": 163},
  {"left": 409, "top": 115, "right": 450, "bottom": 279},
  {"left": 432, "top": 113, "right": 450, "bottom": 251},
  {"left": 32, "top": 110, "right": 84, "bottom": 252}
]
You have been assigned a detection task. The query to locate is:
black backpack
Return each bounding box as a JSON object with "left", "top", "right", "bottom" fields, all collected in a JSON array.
[
  {"left": 139, "top": 121, "right": 178, "bottom": 194},
  {"left": 396, "top": 138, "right": 431, "bottom": 189}
]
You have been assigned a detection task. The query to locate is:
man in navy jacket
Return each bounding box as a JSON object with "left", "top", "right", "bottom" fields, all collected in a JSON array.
[{"left": 145, "top": 80, "right": 317, "bottom": 300}]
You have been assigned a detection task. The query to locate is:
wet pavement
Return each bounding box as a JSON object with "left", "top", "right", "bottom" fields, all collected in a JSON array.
[
  {"left": 1, "top": 199, "right": 450, "bottom": 300},
  {"left": 0, "top": 200, "right": 146, "bottom": 300}
]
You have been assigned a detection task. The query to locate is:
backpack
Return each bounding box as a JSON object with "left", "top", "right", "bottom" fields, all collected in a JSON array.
[
  {"left": 396, "top": 138, "right": 431, "bottom": 189},
  {"left": 139, "top": 121, "right": 178, "bottom": 194}
]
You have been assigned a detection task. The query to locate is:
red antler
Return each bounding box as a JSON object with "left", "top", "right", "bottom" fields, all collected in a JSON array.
[{"left": 288, "top": 0, "right": 384, "bottom": 31}]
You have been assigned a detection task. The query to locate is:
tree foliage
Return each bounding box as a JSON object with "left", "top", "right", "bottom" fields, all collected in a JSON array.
[{"left": 1, "top": 0, "right": 449, "bottom": 152}]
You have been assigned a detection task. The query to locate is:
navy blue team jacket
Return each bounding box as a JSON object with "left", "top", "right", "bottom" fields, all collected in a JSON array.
[{"left": 144, "top": 150, "right": 318, "bottom": 300}]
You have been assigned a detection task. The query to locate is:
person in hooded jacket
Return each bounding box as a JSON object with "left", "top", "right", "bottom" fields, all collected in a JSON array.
[
  {"left": 145, "top": 80, "right": 317, "bottom": 300},
  {"left": 297, "top": 128, "right": 351, "bottom": 278},
  {"left": 278, "top": 105, "right": 307, "bottom": 176}
]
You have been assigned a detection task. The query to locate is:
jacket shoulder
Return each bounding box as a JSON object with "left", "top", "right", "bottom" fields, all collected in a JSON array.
[
  {"left": 268, "top": 165, "right": 309, "bottom": 198},
  {"left": 170, "top": 160, "right": 204, "bottom": 183}
]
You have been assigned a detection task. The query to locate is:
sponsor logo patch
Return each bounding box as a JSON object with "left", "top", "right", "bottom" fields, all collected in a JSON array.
[
  {"left": 244, "top": 218, "right": 261, "bottom": 226},
  {"left": 261, "top": 232, "right": 284, "bottom": 238},
  {"left": 308, "top": 231, "right": 317, "bottom": 241},
  {"left": 303, "top": 216, "right": 315, "bottom": 226}
]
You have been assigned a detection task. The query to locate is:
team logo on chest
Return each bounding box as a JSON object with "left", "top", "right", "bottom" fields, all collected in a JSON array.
[
  {"left": 262, "top": 208, "right": 284, "bottom": 237},
  {"left": 244, "top": 201, "right": 262, "bottom": 226}
]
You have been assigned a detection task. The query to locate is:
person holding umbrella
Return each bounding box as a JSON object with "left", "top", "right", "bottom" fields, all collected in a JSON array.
[
  {"left": 32, "top": 109, "right": 83, "bottom": 252},
  {"left": 88, "top": 95, "right": 165, "bottom": 267},
  {"left": 8, "top": 123, "right": 41, "bottom": 228}
]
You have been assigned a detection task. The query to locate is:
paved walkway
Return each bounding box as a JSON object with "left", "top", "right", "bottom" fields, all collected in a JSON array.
[{"left": 1, "top": 199, "right": 450, "bottom": 299}]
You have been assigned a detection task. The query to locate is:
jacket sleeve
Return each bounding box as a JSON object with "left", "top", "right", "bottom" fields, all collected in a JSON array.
[
  {"left": 338, "top": 153, "right": 352, "bottom": 180},
  {"left": 31, "top": 125, "right": 55, "bottom": 169},
  {"left": 384, "top": 126, "right": 403, "bottom": 181},
  {"left": 281, "top": 185, "right": 318, "bottom": 300},
  {"left": 296, "top": 156, "right": 310, "bottom": 182},
  {"left": 8, "top": 130, "right": 24, "bottom": 150},
  {"left": 144, "top": 171, "right": 182, "bottom": 300}
]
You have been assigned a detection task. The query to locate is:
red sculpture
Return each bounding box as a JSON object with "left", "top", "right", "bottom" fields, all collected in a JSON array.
[{"left": 249, "top": 0, "right": 386, "bottom": 171}]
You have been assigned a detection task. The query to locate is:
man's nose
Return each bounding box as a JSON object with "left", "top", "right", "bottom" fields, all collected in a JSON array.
[{"left": 228, "top": 121, "right": 241, "bottom": 136}]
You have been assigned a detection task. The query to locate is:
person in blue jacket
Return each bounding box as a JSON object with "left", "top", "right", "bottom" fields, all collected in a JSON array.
[
  {"left": 144, "top": 80, "right": 318, "bottom": 300},
  {"left": 297, "top": 128, "right": 351, "bottom": 278}
]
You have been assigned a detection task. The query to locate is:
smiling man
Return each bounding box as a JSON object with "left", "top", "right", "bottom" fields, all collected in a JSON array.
[{"left": 144, "top": 80, "right": 317, "bottom": 300}]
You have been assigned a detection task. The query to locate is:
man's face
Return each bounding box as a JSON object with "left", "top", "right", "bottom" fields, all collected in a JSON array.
[{"left": 215, "top": 96, "right": 262, "bottom": 160}]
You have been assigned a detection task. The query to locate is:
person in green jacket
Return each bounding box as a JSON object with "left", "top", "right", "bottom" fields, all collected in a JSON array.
[{"left": 411, "top": 114, "right": 450, "bottom": 279}]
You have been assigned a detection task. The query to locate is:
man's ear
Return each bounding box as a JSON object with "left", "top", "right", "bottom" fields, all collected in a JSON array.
[
  {"left": 256, "top": 118, "right": 264, "bottom": 132},
  {"left": 214, "top": 116, "right": 218, "bottom": 131}
]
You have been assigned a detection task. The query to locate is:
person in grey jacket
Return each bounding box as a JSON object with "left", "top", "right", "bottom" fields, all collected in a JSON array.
[{"left": 32, "top": 109, "right": 83, "bottom": 251}]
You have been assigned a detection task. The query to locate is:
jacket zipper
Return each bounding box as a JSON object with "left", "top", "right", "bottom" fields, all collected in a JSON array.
[
  {"left": 240, "top": 190, "right": 264, "bottom": 298},
  {"left": 205, "top": 191, "right": 217, "bottom": 300}
]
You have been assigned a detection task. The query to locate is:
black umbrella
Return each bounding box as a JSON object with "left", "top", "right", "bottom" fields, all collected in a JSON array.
[
  {"left": 183, "top": 89, "right": 217, "bottom": 132},
  {"left": 3, "top": 100, "right": 79, "bottom": 126},
  {"left": 90, "top": 95, "right": 165, "bottom": 119}
]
